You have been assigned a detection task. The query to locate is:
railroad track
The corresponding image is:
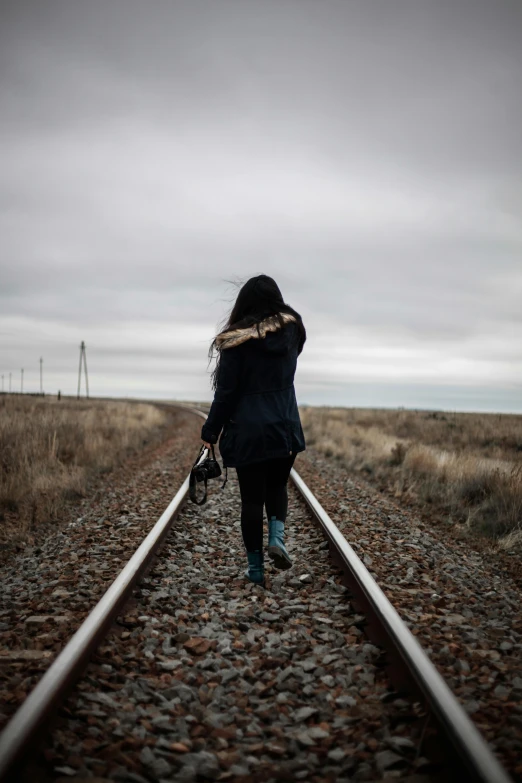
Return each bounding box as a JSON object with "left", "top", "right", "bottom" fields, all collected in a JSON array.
[{"left": 0, "top": 403, "right": 514, "bottom": 782}]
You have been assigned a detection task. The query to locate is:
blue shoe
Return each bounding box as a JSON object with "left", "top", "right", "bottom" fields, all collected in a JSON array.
[
  {"left": 268, "top": 516, "right": 292, "bottom": 570},
  {"left": 245, "top": 550, "right": 265, "bottom": 585}
]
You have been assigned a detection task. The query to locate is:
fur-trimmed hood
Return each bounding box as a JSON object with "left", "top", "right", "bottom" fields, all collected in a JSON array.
[{"left": 215, "top": 312, "right": 297, "bottom": 351}]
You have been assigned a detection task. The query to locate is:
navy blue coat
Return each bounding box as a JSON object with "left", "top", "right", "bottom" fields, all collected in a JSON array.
[{"left": 201, "top": 319, "right": 306, "bottom": 468}]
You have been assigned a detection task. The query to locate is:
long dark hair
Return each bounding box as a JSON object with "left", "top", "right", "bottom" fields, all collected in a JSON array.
[{"left": 207, "top": 275, "right": 306, "bottom": 391}]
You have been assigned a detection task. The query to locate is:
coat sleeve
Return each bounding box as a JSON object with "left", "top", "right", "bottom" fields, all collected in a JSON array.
[{"left": 201, "top": 346, "right": 242, "bottom": 444}]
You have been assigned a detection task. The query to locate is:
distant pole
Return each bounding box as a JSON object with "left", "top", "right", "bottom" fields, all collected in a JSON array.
[
  {"left": 40, "top": 357, "right": 43, "bottom": 395},
  {"left": 1, "top": 375, "right": 3, "bottom": 392},
  {"left": 83, "top": 350, "right": 89, "bottom": 397},
  {"left": 77, "top": 341, "right": 89, "bottom": 399},
  {"left": 77, "top": 343, "right": 82, "bottom": 399},
  {"left": 21, "top": 368, "right": 24, "bottom": 394},
  {"left": 9, "top": 373, "right": 11, "bottom": 393},
  {"left": 83, "top": 344, "right": 89, "bottom": 398}
]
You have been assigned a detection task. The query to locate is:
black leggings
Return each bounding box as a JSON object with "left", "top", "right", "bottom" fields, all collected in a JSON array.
[{"left": 235, "top": 453, "right": 297, "bottom": 552}]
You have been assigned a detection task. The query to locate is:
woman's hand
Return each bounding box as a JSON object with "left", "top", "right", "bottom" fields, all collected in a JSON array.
[{"left": 202, "top": 441, "right": 213, "bottom": 450}]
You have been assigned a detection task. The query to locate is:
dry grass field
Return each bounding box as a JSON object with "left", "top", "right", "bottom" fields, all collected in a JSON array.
[
  {"left": 0, "top": 395, "right": 170, "bottom": 547},
  {"left": 300, "top": 406, "right": 522, "bottom": 549}
]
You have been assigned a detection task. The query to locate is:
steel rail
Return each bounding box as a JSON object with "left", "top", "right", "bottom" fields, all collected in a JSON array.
[
  {"left": 0, "top": 405, "right": 209, "bottom": 781},
  {"left": 290, "top": 467, "right": 512, "bottom": 783}
]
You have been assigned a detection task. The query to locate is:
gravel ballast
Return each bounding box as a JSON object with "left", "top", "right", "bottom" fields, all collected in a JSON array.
[
  {"left": 1, "top": 422, "right": 520, "bottom": 782},
  {"left": 36, "top": 467, "right": 435, "bottom": 783}
]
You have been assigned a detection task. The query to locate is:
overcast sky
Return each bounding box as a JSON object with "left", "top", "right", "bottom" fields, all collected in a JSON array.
[{"left": 1, "top": 0, "right": 521, "bottom": 412}]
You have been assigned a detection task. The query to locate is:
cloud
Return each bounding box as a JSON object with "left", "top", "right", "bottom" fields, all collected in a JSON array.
[{"left": 1, "top": 0, "right": 521, "bottom": 410}]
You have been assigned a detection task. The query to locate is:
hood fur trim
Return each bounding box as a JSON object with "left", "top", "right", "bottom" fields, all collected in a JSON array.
[{"left": 215, "top": 312, "right": 297, "bottom": 350}]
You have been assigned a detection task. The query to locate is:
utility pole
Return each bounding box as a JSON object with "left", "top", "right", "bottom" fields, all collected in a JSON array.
[
  {"left": 83, "top": 344, "right": 89, "bottom": 398},
  {"left": 40, "top": 357, "right": 43, "bottom": 395},
  {"left": 77, "top": 341, "right": 90, "bottom": 399},
  {"left": 21, "top": 368, "right": 24, "bottom": 394},
  {"left": 1, "top": 375, "right": 3, "bottom": 392},
  {"left": 9, "top": 373, "right": 11, "bottom": 393}
]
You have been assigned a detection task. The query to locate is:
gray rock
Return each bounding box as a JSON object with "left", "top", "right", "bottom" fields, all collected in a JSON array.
[
  {"left": 259, "top": 612, "right": 279, "bottom": 622},
  {"left": 295, "top": 731, "right": 315, "bottom": 747},
  {"left": 375, "top": 749, "right": 405, "bottom": 772},
  {"left": 204, "top": 711, "right": 224, "bottom": 729},
  {"left": 158, "top": 660, "right": 183, "bottom": 671},
  {"left": 229, "top": 764, "right": 250, "bottom": 776},
  {"left": 53, "top": 767, "right": 78, "bottom": 777},
  {"left": 327, "top": 747, "right": 346, "bottom": 762},
  {"left": 167, "top": 683, "right": 197, "bottom": 703},
  {"left": 353, "top": 762, "right": 373, "bottom": 780},
  {"left": 139, "top": 746, "right": 155, "bottom": 766},
  {"left": 221, "top": 668, "right": 239, "bottom": 684},
  {"left": 335, "top": 694, "right": 357, "bottom": 707},
  {"left": 464, "top": 699, "right": 481, "bottom": 715},
  {"left": 175, "top": 762, "right": 199, "bottom": 782},
  {"left": 387, "top": 735, "right": 416, "bottom": 750},
  {"left": 150, "top": 756, "right": 173, "bottom": 778},
  {"left": 308, "top": 727, "right": 330, "bottom": 740},
  {"left": 194, "top": 750, "right": 220, "bottom": 779},
  {"left": 321, "top": 674, "right": 335, "bottom": 687},
  {"left": 323, "top": 654, "right": 340, "bottom": 664},
  {"left": 294, "top": 706, "right": 318, "bottom": 721},
  {"left": 83, "top": 691, "right": 119, "bottom": 708}
]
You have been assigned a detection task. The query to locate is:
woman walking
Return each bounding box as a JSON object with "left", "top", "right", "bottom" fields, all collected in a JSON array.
[{"left": 201, "top": 275, "right": 306, "bottom": 586}]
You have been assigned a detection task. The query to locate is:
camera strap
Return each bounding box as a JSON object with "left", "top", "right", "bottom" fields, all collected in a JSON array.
[{"left": 189, "top": 444, "right": 209, "bottom": 505}]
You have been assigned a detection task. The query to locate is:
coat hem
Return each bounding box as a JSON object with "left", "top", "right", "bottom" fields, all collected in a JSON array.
[{"left": 222, "top": 445, "right": 306, "bottom": 470}]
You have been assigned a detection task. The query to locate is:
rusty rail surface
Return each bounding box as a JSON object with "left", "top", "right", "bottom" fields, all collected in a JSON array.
[{"left": 0, "top": 403, "right": 513, "bottom": 783}]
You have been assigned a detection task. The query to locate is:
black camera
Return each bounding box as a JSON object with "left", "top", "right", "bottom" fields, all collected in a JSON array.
[{"left": 189, "top": 443, "right": 222, "bottom": 505}]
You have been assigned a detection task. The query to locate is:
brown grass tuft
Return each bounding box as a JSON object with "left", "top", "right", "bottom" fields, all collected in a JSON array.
[
  {"left": 0, "top": 395, "right": 168, "bottom": 545},
  {"left": 300, "top": 406, "right": 522, "bottom": 545}
]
